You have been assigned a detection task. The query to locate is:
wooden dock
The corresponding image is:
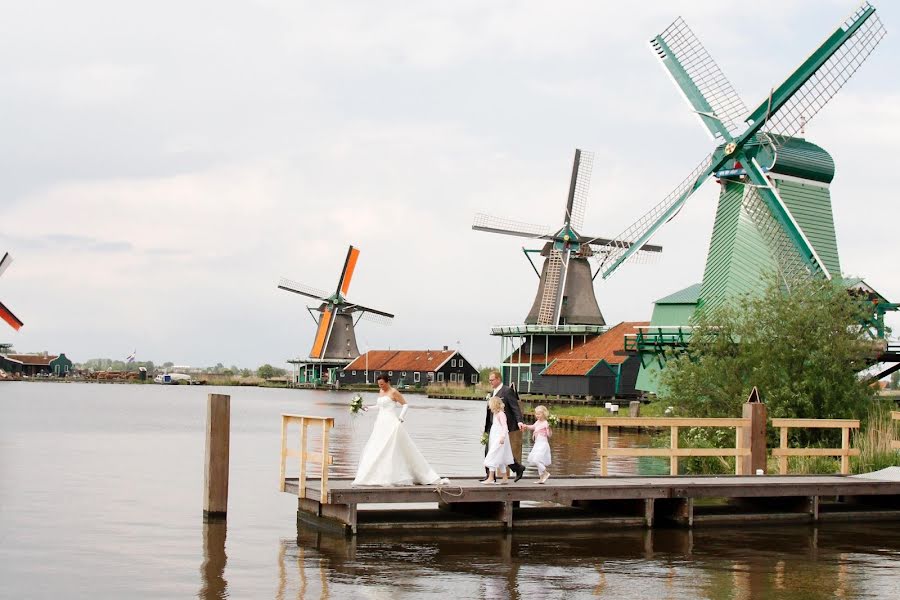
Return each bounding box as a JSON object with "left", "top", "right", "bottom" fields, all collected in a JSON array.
[{"left": 285, "top": 473, "right": 900, "bottom": 535}]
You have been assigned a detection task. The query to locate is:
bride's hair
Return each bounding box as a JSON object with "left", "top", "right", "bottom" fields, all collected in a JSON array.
[{"left": 376, "top": 374, "right": 391, "bottom": 384}]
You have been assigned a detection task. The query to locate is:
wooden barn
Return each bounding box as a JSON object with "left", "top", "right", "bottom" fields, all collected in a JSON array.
[
  {"left": 340, "top": 347, "right": 478, "bottom": 387},
  {"left": 0, "top": 352, "right": 73, "bottom": 377},
  {"left": 503, "top": 322, "right": 646, "bottom": 399}
]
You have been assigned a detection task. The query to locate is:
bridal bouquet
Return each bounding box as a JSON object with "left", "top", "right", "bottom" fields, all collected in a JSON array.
[
  {"left": 480, "top": 432, "right": 489, "bottom": 446},
  {"left": 350, "top": 394, "right": 364, "bottom": 414},
  {"left": 547, "top": 412, "right": 560, "bottom": 427}
]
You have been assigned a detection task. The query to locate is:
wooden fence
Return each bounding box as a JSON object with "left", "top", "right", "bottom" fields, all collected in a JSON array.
[
  {"left": 596, "top": 417, "right": 750, "bottom": 476},
  {"left": 771, "top": 418, "right": 860, "bottom": 475},
  {"left": 279, "top": 414, "right": 334, "bottom": 504},
  {"left": 893, "top": 411, "right": 900, "bottom": 451}
]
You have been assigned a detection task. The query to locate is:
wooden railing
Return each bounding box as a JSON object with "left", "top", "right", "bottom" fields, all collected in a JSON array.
[
  {"left": 892, "top": 411, "right": 900, "bottom": 451},
  {"left": 279, "top": 414, "right": 334, "bottom": 503},
  {"left": 596, "top": 417, "right": 750, "bottom": 476},
  {"left": 771, "top": 418, "right": 860, "bottom": 475}
]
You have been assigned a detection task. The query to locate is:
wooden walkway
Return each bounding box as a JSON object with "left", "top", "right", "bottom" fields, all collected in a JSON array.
[{"left": 285, "top": 473, "right": 900, "bottom": 535}]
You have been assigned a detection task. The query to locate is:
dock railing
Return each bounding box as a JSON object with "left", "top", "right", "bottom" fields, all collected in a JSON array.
[
  {"left": 596, "top": 417, "right": 751, "bottom": 476},
  {"left": 892, "top": 411, "right": 900, "bottom": 451},
  {"left": 279, "top": 414, "right": 334, "bottom": 504},
  {"left": 771, "top": 418, "right": 860, "bottom": 475}
]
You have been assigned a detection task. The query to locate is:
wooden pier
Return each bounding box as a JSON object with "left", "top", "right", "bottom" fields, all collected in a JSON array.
[{"left": 285, "top": 474, "right": 900, "bottom": 535}]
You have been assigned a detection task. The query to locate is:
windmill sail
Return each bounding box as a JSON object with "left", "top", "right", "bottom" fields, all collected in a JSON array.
[
  {"left": 335, "top": 246, "right": 360, "bottom": 297},
  {"left": 472, "top": 213, "right": 556, "bottom": 240},
  {"left": 651, "top": 17, "right": 748, "bottom": 141},
  {"left": 0, "top": 252, "right": 23, "bottom": 331},
  {"left": 564, "top": 149, "right": 594, "bottom": 231}
]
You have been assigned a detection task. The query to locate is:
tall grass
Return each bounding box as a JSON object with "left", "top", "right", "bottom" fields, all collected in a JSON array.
[{"left": 852, "top": 401, "right": 900, "bottom": 474}]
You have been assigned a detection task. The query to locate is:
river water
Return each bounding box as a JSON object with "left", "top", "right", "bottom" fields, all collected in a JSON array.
[{"left": 1, "top": 382, "right": 898, "bottom": 599}]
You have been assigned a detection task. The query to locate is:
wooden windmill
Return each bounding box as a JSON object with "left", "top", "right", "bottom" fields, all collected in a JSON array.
[
  {"left": 596, "top": 2, "right": 886, "bottom": 311},
  {"left": 473, "top": 149, "right": 662, "bottom": 327},
  {"left": 0, "top": 252, "right": 23, "bottom": 331},
  {"left": 278, "top": 245, "right": 393, "bottom": 364}
]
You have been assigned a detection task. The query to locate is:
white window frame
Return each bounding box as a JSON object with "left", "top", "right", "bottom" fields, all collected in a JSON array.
[
  {"left": 388, "top": 371, "right": 393, "bottom": 376},
  {"left": 437, "top": 372, "right": 444, "bottom": 382},
  {"left": 414, "top": 372, "right": 421, "bottom": 383},
  {"left": 340, "top": 371, "right": 345, "bottom": 378},
  {"left": 458, "top": 359, "right": 464, "bottom": 368},
  {"left": 471, "top": 374, "right": 478, "bottom": 384},
  {"left": 427, "top": 372, "right": 434, "bottom": 382},
  {"left": 451, "top": 358, "right": 456, "bottom": 367},
  {"left": 450, "top": 373, "right": 457, "bottom": 382},
  {"left": 401, "top": 371, "right": 406, "bottom": 377},
  {"left": 352, "top": 370, "right": 356, "bottom": 375}
]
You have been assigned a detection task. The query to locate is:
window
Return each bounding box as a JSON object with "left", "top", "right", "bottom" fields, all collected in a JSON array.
[
  {"left": 458, "top": 359, "right": 464, "bottom": 368},
  {"left": 401, "top": 372, "right": 406, "bottom": 377},
  {"left": 340, "top": 371, "right": 345, "bottom": 378},
  {"left": 389, "top": 371, "right": 393, "bottom": 376},
  {"left": 450, "top": 373, "right": 457, "bottom": 382},
  {"left": 427, "top": 372, "right": 434, "bottom": 382},
  {"left": 437, "top": 372, "right": 444, "bottom": 382},
  {"left": 471, "top": 374, "right": 478, "bottom": 384},
  {"left": 414, "top": 372, "right": 420, "bottom": 383},
  {"left": 352, "top": 370, "right": 356, "bottom": 375},
  {"left": 451, "top": 359, "right": 456, "bottom": 367}
]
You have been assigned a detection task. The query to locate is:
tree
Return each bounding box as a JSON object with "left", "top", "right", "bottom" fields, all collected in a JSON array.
[
  {"left": 257, "top": 364, "right": 286, "bottom": 379},
  {"left": 659, "top": 275, "right": 879, "bottom": 442},
  {"left": 891, "top": 371, "right": 899, "bottom": 390}
]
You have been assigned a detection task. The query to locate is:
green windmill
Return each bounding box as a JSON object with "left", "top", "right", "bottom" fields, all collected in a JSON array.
[{"left": 591, "top": 3, "right": 889, "bottom": 393}]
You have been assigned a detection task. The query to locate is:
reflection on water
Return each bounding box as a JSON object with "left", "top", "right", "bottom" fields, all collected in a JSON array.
[
  {"left": 2, "top": 383, "right": 899, "bottom": 599},
  {"left": 279, "top": 523, "right": 900, "bottom": 599},
  {"left": 199, "top": 519, "right": 228, "bottom": 599}
]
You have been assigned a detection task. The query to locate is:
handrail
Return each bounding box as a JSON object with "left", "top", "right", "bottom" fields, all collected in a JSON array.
[
  {"left": 596, "top": 417, "right": 750, "bottom": 476},
  {"left": 279, "top": 414, "right": 335, "bottom": 504},
  {"left": 771, "top": 418, "right": 860, "bottom": 475},
  {"left": 892, "top": 411, "right": 900, "bottom": 451}
]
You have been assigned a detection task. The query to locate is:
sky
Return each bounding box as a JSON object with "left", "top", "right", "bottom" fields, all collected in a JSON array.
[{"left": 1, "top": 0, "right": 899, "bottom": 370}]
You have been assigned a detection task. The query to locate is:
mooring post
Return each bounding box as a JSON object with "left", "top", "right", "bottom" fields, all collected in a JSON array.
[
  {"left": 741, "top": 387, "right": 767, "bottom": 475},
  {"left": 203, "top": 393, "right": 231, "bottom": 519}
]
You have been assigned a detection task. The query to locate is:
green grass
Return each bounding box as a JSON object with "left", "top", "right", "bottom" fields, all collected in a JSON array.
[
  {"left": 521, "top": 401, "right": 668, "bottom": 418},
  {"left": 852, "top": 401, "right": 900, "bottom": 474}
]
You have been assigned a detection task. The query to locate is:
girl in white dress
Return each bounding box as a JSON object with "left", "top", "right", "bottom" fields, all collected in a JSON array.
[
  {"left": 483, "top": 397, "right": 513, "bottom": 484},
  {"left": 523, "top": 405, "right": 552, "bottom": 483},
  {"left": 352, "top": 375, "right": 450, "bottom": 487}
]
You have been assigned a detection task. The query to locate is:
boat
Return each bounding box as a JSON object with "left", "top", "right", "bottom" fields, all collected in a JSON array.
[{"left": 154, "top": 372, "right": 192, "bottom": 385}]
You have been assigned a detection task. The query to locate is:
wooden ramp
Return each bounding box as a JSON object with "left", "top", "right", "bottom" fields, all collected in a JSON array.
[{"left": 284, "top": 474, "right": 900, "bottom": 535}]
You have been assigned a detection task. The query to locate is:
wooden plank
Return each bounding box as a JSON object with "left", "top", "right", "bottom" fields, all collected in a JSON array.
[
  {"left": 841, "top": 427, "right": 851, "bottom": 475},
  {"left": 771, "top": 448, "right": 860, "bottom": 457},
  {"left": 320, "top": 420, "right": 330, "bottom": 505},
  {"left": 279, "top": 415, "right": 288, "bottom": 493},
  {"left": 600, "top": 425, "right": 609, "bottom": 477},
  {"left": 282, "top": 413, "right": 335, "bottom": 427},
  {"left": 285, "top": 449, "right": 334, "bottom": 465},
  {"left": 594, "top": 417, "right": 750, "bottom": 427},
  {"left": 771, "top": 418, "right": 859, "bottom": 429},
  {"left": 600, "top": 448, "right": 750, "bottom": 457},
  {"left": 779, "top": 427, "right": 789, "bottom": 475},
  {"left": 298, "top": 421, "right": 308, "bottom": 499},
  {"left": 670, "top": 426, "right": 679, "bottom": 476},
  {"left": 891, "top": 411, "right": 900, "bottom": 421}
]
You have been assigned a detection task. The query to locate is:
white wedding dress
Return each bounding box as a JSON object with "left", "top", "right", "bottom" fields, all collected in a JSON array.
[{"left": 352, "top": 395, "right": 443, "bottom": 486}]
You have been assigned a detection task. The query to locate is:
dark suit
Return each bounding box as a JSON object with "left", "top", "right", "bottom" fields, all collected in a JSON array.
[{"left": 484, "top": 384, "right": 525, "bottom": 476}]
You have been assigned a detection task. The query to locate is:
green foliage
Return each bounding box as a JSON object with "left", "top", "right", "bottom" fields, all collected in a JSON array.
[
  {"left": 852, "top": 400, "right": 900, "bottom": 474},
  {"left": 257, "top": 364, "right": 286, "bottom": 379},
  {"left": 660, "top": 275, "right": 878, "bottom": 446},
  {"left": 891, "top": 371, "right": 900, "bottom": 390}
]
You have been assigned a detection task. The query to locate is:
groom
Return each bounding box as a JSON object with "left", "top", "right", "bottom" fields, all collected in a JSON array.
[{"left": 483, "top": 370, "right": 526, "bottom": 482}]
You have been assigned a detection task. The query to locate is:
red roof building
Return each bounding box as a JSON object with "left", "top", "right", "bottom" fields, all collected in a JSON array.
[{"left": 341, "top": 348, "right": 479, "bottom": 387}]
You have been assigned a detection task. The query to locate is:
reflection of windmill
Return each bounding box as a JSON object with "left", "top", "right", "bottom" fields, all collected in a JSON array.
[
  {"left": 601, "top": 3, "right": 889, "bottom": 393},
  {"left": 597, "top": 3, "right": 886, "bottom": 307},
  {"left": 473, "top": 149, "right": 661, "bottom": 327},
  {"left": 0, "top": 252, "right": 23, "bottom": 331},
  {"left": 278, "top": 246, "right": 393, "bottom": 383}
]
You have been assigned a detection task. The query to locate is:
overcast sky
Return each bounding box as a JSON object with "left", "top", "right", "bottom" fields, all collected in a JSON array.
[{"left": 1, "top": 1, "right": 898, "bottom": 369}]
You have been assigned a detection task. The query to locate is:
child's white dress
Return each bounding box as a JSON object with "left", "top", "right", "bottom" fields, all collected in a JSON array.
[
  {"left": 526, "top": 420, "right": 552, "bottom": 473},
  {"left": 483, "top": 411, "right": 514, "bottom": 469}
]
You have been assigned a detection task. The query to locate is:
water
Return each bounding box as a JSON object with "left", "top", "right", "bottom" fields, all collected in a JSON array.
[{"left": 1, "top": 382, "right": 898, "bottom": 599}]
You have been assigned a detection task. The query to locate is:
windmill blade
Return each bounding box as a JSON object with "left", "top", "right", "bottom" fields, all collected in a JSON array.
[
  {"left": 536, "top": 249, "right": 566, "bottom": 325},
  {"left": 588, "top": 243, "right": 661, "bottom": 267},
  {"left": 746, "top": 2, "right": 885, "bottom": 141},
  {"left": 598, "top": 152, "right": 716, "bottom": 279},
  {"left": 309, "top": 307, "right": 334, "bottom": 359},
  {"left": 563, "top": 149, "right": 594, "bottom": 232},
  {"left": 582, "top": 237, "right": 662, "bottom": 253},
  {"left": 472, "top": 213, "right": 556, "bottom": 241},
  {"left": 651, "top": 17, "right": 748, "bottom": 142},
  {"left": 0, "top": 300, "right": 23, "bottom": 331},
  {"left": 277, "top": 278, "right": 329, "bottom": 301},
  {"left": 334, "top": 245, "right": 360, "bottom": 298},
  {"left": 0, "top": 252, "right": 12, "bottom": 278},
  {"left": 358, "top": 311, "right": 394, "bottom": 326},
  {"left": 742, "top": 157, "right": 830, "bottom": 279},
  {"left": 343, "top": 301, "right": 395, "bottom": 320}
]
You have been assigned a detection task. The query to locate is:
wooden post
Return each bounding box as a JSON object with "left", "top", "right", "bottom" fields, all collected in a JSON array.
[
  {"left": 741, "top": 399, "right": 768, "bottom": 475},
  {"left": 600, "top": 424, "right": 609, "bottom": 476},
  {"left": 629, "top": 401, "right": 641, "bottom": 418},
  {"left": 841, "top": 427, "right": 851, "bottom": 475},
  {"left": 778, "top": 427, "right": 789, "bottom": 475},
  {"left": 203, "top": 393, "right": 230, "bottom": 518},
  {"left": 670, "top": 426, "right": 679, "bottom": 476}
]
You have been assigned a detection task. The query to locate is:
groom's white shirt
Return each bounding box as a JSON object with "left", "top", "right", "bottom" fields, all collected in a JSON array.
[{"left": 491, "top": 383, "right": 502, "bottom": 397}]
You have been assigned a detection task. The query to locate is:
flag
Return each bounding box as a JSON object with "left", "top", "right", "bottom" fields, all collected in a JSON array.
[{"left": 126, "top": 350, "right": 136, "bottom": 363}]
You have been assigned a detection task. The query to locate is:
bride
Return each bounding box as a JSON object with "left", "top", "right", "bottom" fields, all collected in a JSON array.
[{"left": 352, "top": 374, "right": 449, "bottom": 486}]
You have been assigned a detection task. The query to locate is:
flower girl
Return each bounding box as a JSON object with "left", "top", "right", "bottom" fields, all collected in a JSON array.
[
  {"left": 483, "top": 396, "right": 513, "bottom": 484},
  {"left": 522, "top": 405, "right": 552, "bottom": 483}
]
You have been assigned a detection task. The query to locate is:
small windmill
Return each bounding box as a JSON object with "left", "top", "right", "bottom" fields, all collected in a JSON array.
[
  {"left": 473, "top": 149, "right": 662, "bottom": 326},
  {"left": 0, "top": 252, "right": 23, "bottom": 331},
  {"left": 278, "top": 245, "right": 393, "bottom": 361},
  {"left": 596, "top": 2, "right": 886, "bottom": 311}
]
